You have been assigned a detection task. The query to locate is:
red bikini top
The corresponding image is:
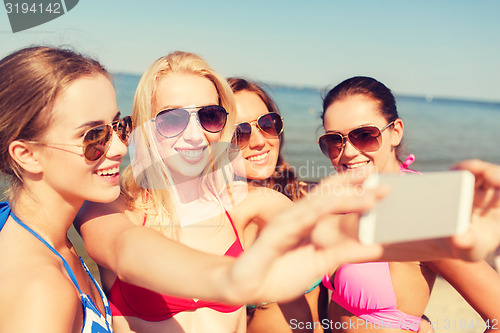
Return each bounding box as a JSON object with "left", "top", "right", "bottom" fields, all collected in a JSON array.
[{"left": 107, "top": 210, "right": 244, "bottom": 321}]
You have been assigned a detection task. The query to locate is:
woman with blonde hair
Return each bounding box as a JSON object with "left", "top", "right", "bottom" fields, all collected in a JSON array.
[
  {"left": 75, "top": 51, "right": 386, "bottom": 333},
  {"left": 76, "top": 53, "right": 500, "bottom": 333}
]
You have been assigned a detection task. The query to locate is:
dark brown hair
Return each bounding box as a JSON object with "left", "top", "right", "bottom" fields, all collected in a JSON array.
[
  {"left": 321, "top": 76, "right": 404, "bottom": 162},
  {"left": 228, "top": 77, "right": 307, "bottom": 200}
]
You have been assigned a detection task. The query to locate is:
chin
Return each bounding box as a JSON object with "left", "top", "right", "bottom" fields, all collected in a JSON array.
[{"left": 89, "top": 187, "right": 121, "bottom": 203}]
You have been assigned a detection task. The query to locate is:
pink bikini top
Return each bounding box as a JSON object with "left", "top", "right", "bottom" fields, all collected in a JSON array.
[
  {"left": 107, "top": 209, "right": 244, "bottom": 321},
  {"left": 322, "top": 155, "right": 422, "bottom": 332}
]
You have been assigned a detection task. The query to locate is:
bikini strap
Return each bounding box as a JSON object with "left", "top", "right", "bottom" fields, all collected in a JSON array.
[
  {"left": 400, "top": 154, "right": 421, "bottom": 174},
  {"left": 401, "top": 154, "right": 415, "bottom": 170},
  {"left": 224, "top": 209, "right": 241, "bottom": 244},
  {"left": 7, "top": 204, "right": 84, "bottom": 295},
  {"left": 143, "top": 191, "right": 149, "bottom": 226}
]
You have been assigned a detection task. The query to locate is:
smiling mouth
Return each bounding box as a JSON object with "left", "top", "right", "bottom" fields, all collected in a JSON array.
[
  {"left": 343, "top": 161, "right": 369, "bottom": 169},
  {"left": 96, "top": 166, "right": 120, "bottom": 177},
  {"left": 175, "top": 147, "right": 207, "bottom": 162},
  {"left": 247, "top": 152, "right": 268, "bottom": 162}
]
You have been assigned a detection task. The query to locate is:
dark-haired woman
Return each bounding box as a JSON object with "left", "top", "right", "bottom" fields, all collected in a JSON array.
[
  {"left": 319, "top": 76, "right": 500, "bottom": 333},
  {"left": 229, "top": 77, "right": 323, "bottom": 333}
]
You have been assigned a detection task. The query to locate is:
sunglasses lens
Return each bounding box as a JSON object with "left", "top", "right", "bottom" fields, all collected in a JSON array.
[
  {"left": 83, "top": 125, "right": 112, "bottom": 161},
  {"left": 232, "top": 122, "right": 252, "bottom": 148},
  {"left": 258, "top": 113, "right": 283, "bottom": 136},
  {"left": 115, "top": 116, "right": 133, "bottom": 145},
  {"left": 319, "top": 134, "right": 344, "bottom": 159},
  {"left": 155, "top": 108, "right": 189, "bottom": 138},
  {"left": 198, "top": 105, "right": 228, "bottom": 133},
  {"left": 349, "top": 127, "right": 381, "bottom": 152}
]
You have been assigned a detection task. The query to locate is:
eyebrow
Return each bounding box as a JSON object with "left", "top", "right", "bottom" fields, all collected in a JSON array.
[
  {"left": 75, "top": 111, "right": 121, "bottom": 130},
  {"left": 325, "top": 123, "right": 374, "bottom": 134}
]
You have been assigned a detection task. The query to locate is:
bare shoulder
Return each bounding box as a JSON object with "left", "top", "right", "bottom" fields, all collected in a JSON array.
[
  {"left": 75, "top": 195, "right": 129, "bottom": 228},
  {"left": 425, "top": 258, "right": 500, "bottom": 318},
  {"left": 247, "top": 186, "right": 293, "bottom": 210},
  {"left": 0, "top": 259, "right": 79, "bottom": 332},
  {"left": 230, "top": 186, "right": 294, "bottom": 229}
]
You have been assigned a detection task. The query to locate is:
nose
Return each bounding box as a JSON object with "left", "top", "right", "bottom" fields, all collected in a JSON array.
[
  {"left": 341, "top": 138, "right": 360, "bottom": 158},
  {"left": 182, "top": 113, "right": 204, "bottom": 145},
  {"left": 247, "top": 123, "right": 266, "bottom": 149},
  {"left": 106, "top": 129, "right": 128, "bottom": 159}
]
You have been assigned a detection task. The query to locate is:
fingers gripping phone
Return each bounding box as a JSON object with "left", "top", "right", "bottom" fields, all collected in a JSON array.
[{"left": 359, "top": 171, "right": 475, "bottom": 245}]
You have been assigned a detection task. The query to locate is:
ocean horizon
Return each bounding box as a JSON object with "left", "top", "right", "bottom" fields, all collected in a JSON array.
[{"left": 115, "top": 73, "right": 500, "bottom": 181}]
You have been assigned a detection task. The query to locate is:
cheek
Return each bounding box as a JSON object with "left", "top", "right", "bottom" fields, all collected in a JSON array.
[
  {"left": 329, "top": 157, "right": 342, "bottom": 170},
  {"left": 205, "top": 132, "right": 221, "bottom": 143},
  {"left": 155, "top": 136, "right": 179, "bottom": 158}
]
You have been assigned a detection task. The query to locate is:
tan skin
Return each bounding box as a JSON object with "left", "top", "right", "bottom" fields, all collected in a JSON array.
[
  {"left": 0, "top": 75, "right": 127, "bottom": 333},
  {"left": 74, "top": 73, "right": 500, "bottom": 333},
  {"left": 80, "top": 73, "right": 367, "bottom": 333},
  {"left": 323, "top": 94, "right": 500, "bottom": 333},
  {"left": 89, "top": 73, "right": 295, "bottom": 333},
  {"left": 233, "top": 89, "right": 323, "bottom": 333}
]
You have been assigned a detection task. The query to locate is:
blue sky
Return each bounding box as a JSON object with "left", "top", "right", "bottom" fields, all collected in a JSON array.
[{"left": 1, "top": 0, "right": 499, "bottom": 102}]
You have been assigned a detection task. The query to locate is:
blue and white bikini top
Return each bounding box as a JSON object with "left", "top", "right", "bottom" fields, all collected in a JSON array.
[{"left": 0, "top": 202, "right": 113, "bottom": 333}]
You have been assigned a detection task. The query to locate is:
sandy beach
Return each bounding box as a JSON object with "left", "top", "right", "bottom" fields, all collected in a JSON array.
[{"left": 425, "top": 277, "right": 484, "bottom": 333}]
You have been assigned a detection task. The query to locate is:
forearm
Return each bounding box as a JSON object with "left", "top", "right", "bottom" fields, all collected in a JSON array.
[{"left": 113, "top": 226, "right": 240, "bottom": 302}]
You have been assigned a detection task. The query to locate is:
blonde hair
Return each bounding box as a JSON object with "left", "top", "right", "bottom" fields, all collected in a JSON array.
[{"left": 121, "top": 51, "right": 237, "bottom": 238}]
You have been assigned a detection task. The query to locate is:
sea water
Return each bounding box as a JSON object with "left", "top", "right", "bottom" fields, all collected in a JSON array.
[{"left": 115, "top": 73, "right": 500, "bottom": 181}]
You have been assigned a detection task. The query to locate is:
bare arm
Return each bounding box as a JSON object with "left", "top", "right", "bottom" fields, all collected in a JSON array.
[
  {"left": 425, "top": 258, "right": 500, "bottom": 333},
  {"left": 312, "top": 159, "right": 500, "bottom": 264},
  {"left": 76, "top": 171, "right": 386, "bottom": 304},
  {"left": 0, "top": 269, "right": 80, "bottom": 333}
]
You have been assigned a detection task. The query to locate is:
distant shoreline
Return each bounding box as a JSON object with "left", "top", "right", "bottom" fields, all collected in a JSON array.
[{"left": 112, "top": 72, "right": 500, "bottom": 106}]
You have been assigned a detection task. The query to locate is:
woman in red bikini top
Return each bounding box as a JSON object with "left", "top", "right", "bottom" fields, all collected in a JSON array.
[
  {"left": 318, "top": 76, "right": 500, "bottom": 332},
  {"left": 79, "top": 51, "right": 302, "bottom": 333}
]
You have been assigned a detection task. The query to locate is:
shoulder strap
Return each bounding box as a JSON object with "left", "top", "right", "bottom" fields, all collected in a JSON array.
[
  {"left": 8, "top": 204, "right": 84, "bottom": 295},
  {"left": 0, "top": 202, "right": 10, "bottom": 231}
]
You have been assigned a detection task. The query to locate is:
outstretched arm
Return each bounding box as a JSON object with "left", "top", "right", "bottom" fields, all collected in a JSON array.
[
  {"left": 425, "top": 258, "right": 500, "bottom": 333},
  {"left": 76, "top": 171, "right": 385, "bottom": 304},
  {"left": 310, "top": 159, "right": 500, "bottom": 264}
]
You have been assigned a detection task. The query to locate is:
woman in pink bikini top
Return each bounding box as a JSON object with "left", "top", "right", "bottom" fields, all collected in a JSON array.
[{"left": 318, "top": 76, "right": 500, "bottom": 332}]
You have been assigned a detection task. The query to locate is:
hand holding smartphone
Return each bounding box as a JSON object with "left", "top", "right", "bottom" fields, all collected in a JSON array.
[{"left": 358, "top": 170, "right": 475, "bottom": 245}]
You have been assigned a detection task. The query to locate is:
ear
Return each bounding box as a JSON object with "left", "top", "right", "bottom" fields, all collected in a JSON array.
[
  {"left": 8, "top": 140, "right": 44, "bottom": 175},
  {"left": 390, "top": 118, "right": 404, "bottom": 147}
]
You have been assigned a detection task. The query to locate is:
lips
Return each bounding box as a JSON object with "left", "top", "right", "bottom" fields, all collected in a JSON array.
[
  {"left": 247, "top": 152, "right": 268, "bottom": 162},
  {"left": 96, "top": 165, "right": 120, "bottom": 176},
  {"left": 176, "top": 147, "right": 207, "bottom": 163},
  {"left": 343, "top": 161, "right": 370, "bottom": 169}
]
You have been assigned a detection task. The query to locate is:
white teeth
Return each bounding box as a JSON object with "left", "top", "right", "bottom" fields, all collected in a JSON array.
[
  {"left": 247, "top": 152, "right": 268, "bottom": 162},
  {"left": 96, "top": 166, "right": 119, "bottom": 176},
  {"left": 178, "top": 149, "right": 204, "bottom": 158},
  {"left": 345, "top": 161, "right": 369, "bottom": 169}
]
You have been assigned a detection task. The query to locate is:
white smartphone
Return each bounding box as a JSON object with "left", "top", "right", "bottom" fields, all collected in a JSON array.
[{"left": 358, "top": 170, "right": 475, "bottom": 245}]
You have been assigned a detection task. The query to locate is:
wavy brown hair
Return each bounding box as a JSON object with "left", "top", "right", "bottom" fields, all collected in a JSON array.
[{"left": 227, "top": 77, "right": 307, "bottom": 200}]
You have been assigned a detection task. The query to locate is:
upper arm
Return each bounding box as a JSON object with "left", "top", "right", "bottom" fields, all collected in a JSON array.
[
  {"left": 238, "top": 187, "right": 294, "bottom": 230},
  {"left": 75, "top": 198, "right": 137, "bottom": 272},
  {"left": 0, "top": 268, "right": 79, "bottom": 333},
  {"left": 425, "top": 258, "right": 500, "bottom": 321}
]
